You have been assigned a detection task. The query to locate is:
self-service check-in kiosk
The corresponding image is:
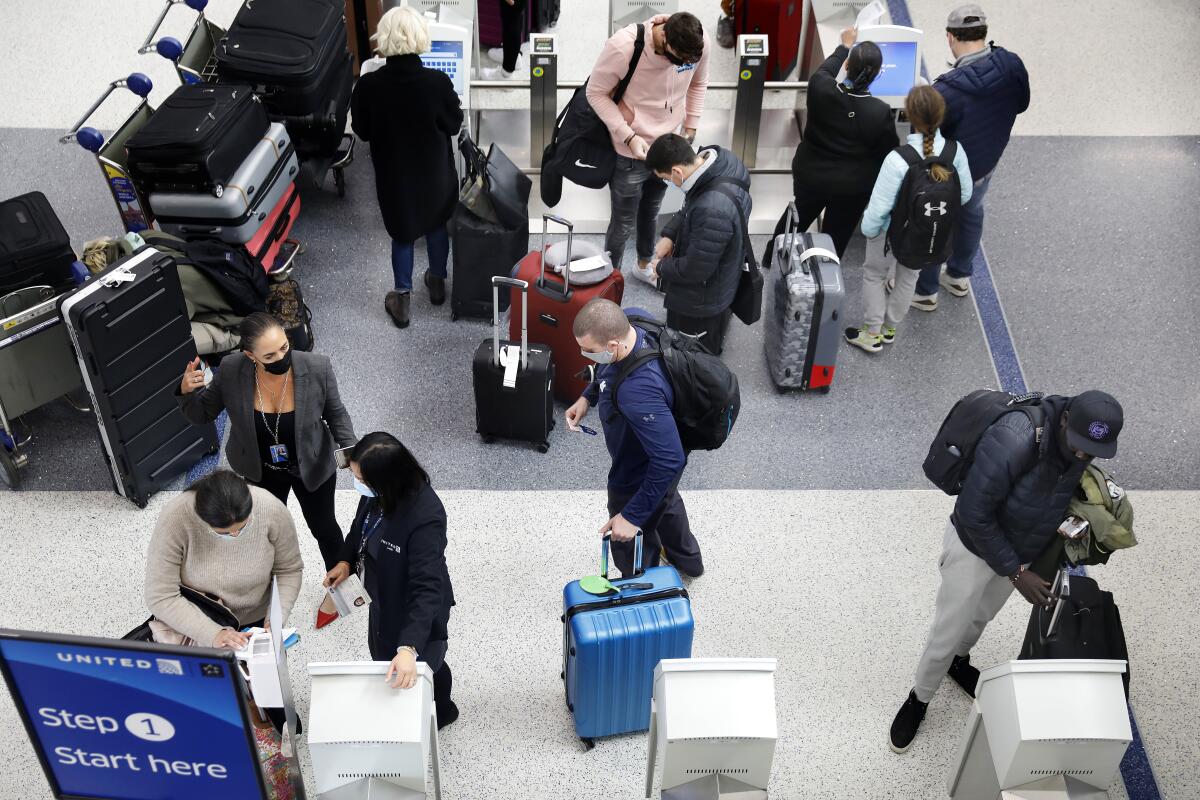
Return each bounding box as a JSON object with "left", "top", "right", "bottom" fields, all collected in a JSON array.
[
  {"left": 732, "top": 34, "right": 770, "bottom": 169},
  {"left": 855, "top": 24, "right": 923, "bottom": 137},
  {"left": 529, "top": 33, "right": 557, "bottom": 169}
]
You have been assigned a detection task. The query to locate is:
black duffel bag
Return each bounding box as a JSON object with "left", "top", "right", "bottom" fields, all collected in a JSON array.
[
  {"left": 458, "top": 132, "right": 531, "bottom": 231},
  {"left": 540, "top": 24, "right": 645, "bottom": 205}
]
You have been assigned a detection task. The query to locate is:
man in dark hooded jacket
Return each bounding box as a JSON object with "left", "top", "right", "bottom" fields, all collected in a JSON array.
[
  {"left": 889, "top": 390, "right": 1125, "bottom": 754},
  {"left": 909, "top": 4, "right": 1030, "bottom": 312},
  {"left": 644, "top": 133, "right": 752, "bottom": 356}
]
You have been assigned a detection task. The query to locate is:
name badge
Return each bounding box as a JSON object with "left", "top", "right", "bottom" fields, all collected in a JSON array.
[{"left": 269, "top": 444, "right": 290, "bottom": 464}]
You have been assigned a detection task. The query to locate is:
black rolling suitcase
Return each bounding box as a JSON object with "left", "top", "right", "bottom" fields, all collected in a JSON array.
[
  {"left": 1019, "top": 569, "right": 1131, "bottom": 698},
  {"left": 472, "top": 277, "right": 554, "bottom": 452},
  {"left": 58, "top": 247, "right": 219, "bottom": 507},
  {"left": 126, "top": 84, "right": 270, "bottom": 197},
  {"left": 284, "top": 52, "right": 353, "bottom": 157},
  {"left": 0, "top": 192, "right": 78, "bottom": 295},
  {"left": 216, "top": 0, "right": 349, "bottom": 118},
  {"left": 449, "top": 203, "right": 528, "bottom": 320}
]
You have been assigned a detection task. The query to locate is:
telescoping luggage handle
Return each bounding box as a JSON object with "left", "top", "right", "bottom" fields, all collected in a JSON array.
[
  {"left": 782, "top": 201, "right": 840, "bottom": 276},
  {"left": 491, "top": 276, "right": 528, "bottom": 370},
  {"left": 540, "top": 213, "right": 574, "bottom": 295},
  {"left": 1042, "top": 567, "right": 1070, "bottom": 641},
  {"left": 600, "top": 532, "right": 645, "bottom": 578}
]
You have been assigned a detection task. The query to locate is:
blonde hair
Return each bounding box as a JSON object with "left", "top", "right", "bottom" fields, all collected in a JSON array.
[
  {"left": 372, "top": 6, "right": 430, "bottom": 57},
  {"left": 905, "top": 85, "right": 952, "bottom": 183}
]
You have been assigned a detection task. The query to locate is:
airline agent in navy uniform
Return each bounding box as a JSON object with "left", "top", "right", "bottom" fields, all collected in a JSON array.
[{"left": 323, "top": 432, "right": 459, "bottom": 729}]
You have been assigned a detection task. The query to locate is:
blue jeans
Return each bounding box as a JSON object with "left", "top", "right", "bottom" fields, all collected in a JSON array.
[
  {"left": 391, "top": 226, "right": 449, "bottom": 292},
  {"left": 915, "top": 172, "right": 992, "bottom": 296}
]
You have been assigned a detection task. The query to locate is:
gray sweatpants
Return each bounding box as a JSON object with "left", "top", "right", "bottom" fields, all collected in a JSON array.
[
  {"left": 861, "top": 233, "right": 920, "bottom": 333},
  {"left": 913, "top": 520, "right": 1015, "bottom": 703}
]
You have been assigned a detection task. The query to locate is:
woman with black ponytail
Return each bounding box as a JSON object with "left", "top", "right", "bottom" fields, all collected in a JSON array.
[{"left": 765, "top": 27, "right": 899, "bottom": 264}]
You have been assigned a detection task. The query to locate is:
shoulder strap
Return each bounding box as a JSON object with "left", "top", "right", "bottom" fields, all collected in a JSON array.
[
  {"left": 612, "top": 23, "right": 646, "bottom": 105},
  {"left": 606, "top": 320, "right": 664, "bottom": 422},
  {"left": 936, "top": 139, "right": 958, "bottom": 167},
  {"left": 897, "top": 144, "right": 922, "bottom": 167}
]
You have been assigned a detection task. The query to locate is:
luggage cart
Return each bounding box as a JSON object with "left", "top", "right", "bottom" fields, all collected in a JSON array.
[
  {"left": 0, "top": 286, "right": 90, "bottom": 488},
  {"left": 145, "top": 0, "right": 356, "bottom": 197}
]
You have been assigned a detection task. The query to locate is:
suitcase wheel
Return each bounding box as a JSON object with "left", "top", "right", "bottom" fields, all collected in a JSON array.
[
  {"left": 213, "top": 184, "right": 224, "bottom": 199},
  {"left": 580, "top": 738, "right": 595, "bottom": 752},
  {"left": 820, "top": 386, "right": 832, "bottom": 394},
  {"left": 480, "top": 433, "right": 495, "bottom": 444},
  {"left": 537, "top": 443, "right": 549, "bottom": 454},
  {"left": 334, "top": 168, "right": 346, "bottom": 198}
]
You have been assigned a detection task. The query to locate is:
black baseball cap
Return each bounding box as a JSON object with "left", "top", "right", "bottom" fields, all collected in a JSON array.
[{"left": 1066, "top": 390, "right": 1123, "bottom": 459}]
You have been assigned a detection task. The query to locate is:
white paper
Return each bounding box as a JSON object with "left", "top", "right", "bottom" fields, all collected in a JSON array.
[
  {"left": 567, "top": 254, "right": 609, "bottom": 274},
  {"left": 328, "top": 573, "right": 372, "bottom": 617},
  {"left": 855, "top": 0, "right": 886, "bottom": 30}
]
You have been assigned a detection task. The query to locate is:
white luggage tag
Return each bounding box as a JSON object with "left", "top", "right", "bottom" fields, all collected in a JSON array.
[
  {"left": 99, "top": 267, "right": 136, "bottom": 288},
  {"left": 499, "top": 344, "right": 522, "bottom": 388},
  {"left": 796, "top": 247, "right": 839, "bottom": 265}
]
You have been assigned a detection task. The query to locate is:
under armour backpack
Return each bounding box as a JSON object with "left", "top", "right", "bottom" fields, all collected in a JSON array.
[
  {"left": 923, "top": 389, "right": 1045, "bottom": 495},
  {"left": 607, "top": 316, "right": 741, "bottom": 452},
  {"left": 887, "top": 141, "right": 962, "bottom": 269}
]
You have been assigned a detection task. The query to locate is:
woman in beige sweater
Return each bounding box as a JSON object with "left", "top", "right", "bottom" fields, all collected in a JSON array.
[{"left": 144, "top": 470, "right": 304, "bottom": 650}]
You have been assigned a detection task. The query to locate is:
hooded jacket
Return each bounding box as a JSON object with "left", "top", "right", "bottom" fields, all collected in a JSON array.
[
  {"left": 952, "top": 394, "right": 1089, "bottom": 577},
  {"left": 657, "top": 146, "right": 752, "bottom": 317},
  {"left": 934, "top": 45, "right": 1029, "bottom": 179}
]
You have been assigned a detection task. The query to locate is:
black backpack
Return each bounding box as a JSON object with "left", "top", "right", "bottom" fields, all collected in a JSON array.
[
  {"left": 606, "top": 316, "right": 740, "bottom": 452},
  {"left": 141, "top": 231, "right": 268, "bottom": 317},
  {"left": 887, "top": 141, "right": 962, "bottom": 269},
  {"left": 540, "top": 25, "right": 644, "bottom": 198},
  {"left": 923, "top": 389, "right": 1045, "bottom": 495}
]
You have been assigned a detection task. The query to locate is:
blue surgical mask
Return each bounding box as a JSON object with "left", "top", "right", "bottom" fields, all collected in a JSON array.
[
  {"left": 581, "top": 348, "right": 615, "bottom": 365},
  {"left": 353, "top": 477, "right": 376, "bottom": 497},
  {"left": 209, "top": 515, "right": 252, "bottom": 541}
]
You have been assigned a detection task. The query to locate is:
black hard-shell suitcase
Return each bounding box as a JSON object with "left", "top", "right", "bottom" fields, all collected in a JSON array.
[
  {"left": 126, "top": 84, "right": 270, "bottom": 197},
  {"left": 449, "top": 203, "right": 527, "bottom": 320},
  {"left": 0, "top": 192, "right": 77, "bottom": 295},
  {"left": 58, "top": 248, "right": 219, "bottom": 507},
  {"left": 1019, "top": 569, "right": 1130, "bottom": 698},
  {"left": 281, "top": 52, "right": 353, "bottom": 158},
  {"left": 216, "top": 0, "right": 349, "bottom": 118},
  {"left": 472, "top": 277, "right": 554, "bottom": 451}
]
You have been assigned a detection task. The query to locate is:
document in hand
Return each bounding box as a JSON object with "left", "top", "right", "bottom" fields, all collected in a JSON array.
[{"left": 328, "top": 574, "right": 371, "bottom": 617}]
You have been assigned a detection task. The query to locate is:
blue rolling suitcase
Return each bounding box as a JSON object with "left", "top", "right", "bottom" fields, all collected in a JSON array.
[{"left": 562, "top": 533, "right": 694, "bottom": 745}]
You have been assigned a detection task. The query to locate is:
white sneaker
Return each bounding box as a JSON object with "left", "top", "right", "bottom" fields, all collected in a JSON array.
[
  {"left": 940, "top": 272, "right": 970, "bottom": 297},
  {"left": 631, "top": 260, "right": 658, "bottom": 286},
  {"left": 478, "top": 66, "right": 515, "bottom": 80},
  {"left": 910, "top": 294, "right": 939, "bottom": 312},
  {"left": 487, "top": 47, "right": 521, "bottom": 68}
]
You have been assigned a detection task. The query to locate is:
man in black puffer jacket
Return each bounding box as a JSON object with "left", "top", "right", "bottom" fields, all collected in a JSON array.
[
  {"left": 889, "top": 390, "right": 1125, "bottom": 754},
  {"left": 644, "top": 134, "right": 751, "bottom": 356}
]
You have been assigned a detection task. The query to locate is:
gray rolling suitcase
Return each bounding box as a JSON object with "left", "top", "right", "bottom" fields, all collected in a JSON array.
[
  {"left": 764, "top": 206, "right": 844, "bottom": 392},
  {"left": 152, "top": 122, "right": 298, "bottom": 244}
]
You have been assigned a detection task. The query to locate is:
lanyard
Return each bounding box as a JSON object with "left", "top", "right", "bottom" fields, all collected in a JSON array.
[
  {"left": 254, "top": 369, "right": 291, "bottom": 472},
  {"left": 356, "top": 504, "right": 385, "bottom": 579}
]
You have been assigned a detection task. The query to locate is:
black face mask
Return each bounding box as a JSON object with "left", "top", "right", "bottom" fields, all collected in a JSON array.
[{"left": 262, "top": 349, "right": 292, "bottom": 376}]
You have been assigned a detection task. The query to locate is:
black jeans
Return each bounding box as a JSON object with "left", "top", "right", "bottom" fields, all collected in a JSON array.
[
  {"left": 766, "top": 184, "right": 874, "bottom": 267},
  {"left": 607, "top": 484, "right": 704, "bottom": 578},
  {"left": 667, "top": 308, "right": 732, "bottom": 356},
  {"left": 252, "top": 469, "right": 344, "bottom": 571},
  {"left": 605, "top": 155, "right": 669, "bottom": 271},
  {"left": 499, "top": 0, "right": 527, "bottom": 72}
]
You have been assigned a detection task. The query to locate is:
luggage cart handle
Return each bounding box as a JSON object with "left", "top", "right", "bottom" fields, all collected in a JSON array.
[
  {"left": 600, "top": 532, "right": 645, "bottom": 578},
  {"left": 60, "top": 74, "right": 154, "bottom": 150},
  {"left": 138, "top": 0, "right": 209, "bottom": 53},
  {"left": 540, "top": 214, "right": 574, "bottom": 294},
  {"left": 492, "top": 277, "right": 528, "bottom": 369}
]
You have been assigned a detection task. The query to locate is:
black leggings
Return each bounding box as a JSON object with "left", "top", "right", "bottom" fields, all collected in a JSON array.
[
  {"left": 766, "top": 185, "right": 874, "bottom": 267},
  {"left": 252, "top": 469, "right": 344, "bottom": 571},
  {"left": 499, "top": 0, "right": 527, "bottom": 72}
]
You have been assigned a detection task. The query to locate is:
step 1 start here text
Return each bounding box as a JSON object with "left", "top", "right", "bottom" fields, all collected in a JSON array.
[{"left": 39, "top": 707, "right": 229, "bottom": 779}]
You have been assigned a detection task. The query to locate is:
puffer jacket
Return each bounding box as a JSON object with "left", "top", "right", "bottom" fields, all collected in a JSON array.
[
  {"left": 952, "top": 394, "right": 1088, "bottom": 577},
  {"left": 658, "top": 146, "right": 752, "bottom": 317},
  {"left": 934, "top": 45, "right": 1030, "bottom": 179}
]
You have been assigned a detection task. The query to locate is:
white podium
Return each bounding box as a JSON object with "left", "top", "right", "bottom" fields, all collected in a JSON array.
[
  {"left": 307, "top": 662, "right": 442, "bottom": 800},
  {"left": 948, "top": 660, "right": 1132, "bottom": 800},
  {"left": 645, "top": 658, "right": 779, "bottom": 800}
]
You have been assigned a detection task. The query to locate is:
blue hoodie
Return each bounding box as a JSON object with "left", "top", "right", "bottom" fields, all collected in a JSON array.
[{"left": 934, "top": 45, "right": 1030, "bottom": 179}]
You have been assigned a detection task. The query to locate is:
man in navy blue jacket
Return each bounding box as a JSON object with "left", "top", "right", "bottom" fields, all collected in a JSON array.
[
  {"left": 910, "top": 4, "right": 1030, "bottom": 312},
  {"left": 565, "top": 299, "right": 704, "bottom": 578}
]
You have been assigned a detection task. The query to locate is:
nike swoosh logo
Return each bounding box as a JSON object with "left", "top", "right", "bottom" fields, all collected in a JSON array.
[{"left": 573, "top": 159, "right": 597, "bottom": 169}]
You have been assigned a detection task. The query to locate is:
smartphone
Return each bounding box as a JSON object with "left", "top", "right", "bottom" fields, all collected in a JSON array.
[
  {"left": 334, "top": 446, "right": 354, "bottom": 469},
  {"left": 1057, "top": 515, "right": 1089, "bottom": 540}
]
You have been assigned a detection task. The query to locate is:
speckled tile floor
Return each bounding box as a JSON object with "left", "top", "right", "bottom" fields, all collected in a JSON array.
[{"left": 0, "top": 488, "right": 1176, "bottom": 798}]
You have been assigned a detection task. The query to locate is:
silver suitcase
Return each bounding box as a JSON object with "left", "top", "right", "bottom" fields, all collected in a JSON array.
[
  {"left": 152, "top": 122, "right": 298, "bottom": 244},
  {"left": 763, "top": 206, "right": 844, "bottom": 391}
]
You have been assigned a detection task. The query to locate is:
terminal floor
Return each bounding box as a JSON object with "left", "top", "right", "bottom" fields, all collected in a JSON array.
[{"left": 6, "top": 488, "right": 1200, "bottom": 799}]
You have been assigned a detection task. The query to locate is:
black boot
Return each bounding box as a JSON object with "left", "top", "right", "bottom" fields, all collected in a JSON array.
[
  {"left": 385, "top": 291, "right": 411, "bottom": 328},
  {"left": 424, "top": 271, "right": 446, "bottom": 306},
  {"left": 947, "top": 654, "right": 980, "bottom": 698}
]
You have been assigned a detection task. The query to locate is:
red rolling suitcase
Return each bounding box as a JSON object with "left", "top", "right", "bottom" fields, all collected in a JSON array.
[
  {"left": 246, "top": 182, "right": 300, "bottom": 274},
  {"left": 509, "top": 215, "right": 624, "bottom": 403},
  {"left": 738, "top": 0, "right": 801, "bottom": 81}
]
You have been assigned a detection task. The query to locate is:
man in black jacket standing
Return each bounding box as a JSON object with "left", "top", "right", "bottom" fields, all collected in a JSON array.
[
  {"left": 644, "top": 134, "right": 751, "bottom": 356},
  {"left": 889, "top": 390, "right": 1124, "bottom": 753}
]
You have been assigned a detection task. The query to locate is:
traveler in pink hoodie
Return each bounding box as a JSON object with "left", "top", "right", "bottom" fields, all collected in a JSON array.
[{"left": 586, "top": 12, "right": 709, "bottom": 283}]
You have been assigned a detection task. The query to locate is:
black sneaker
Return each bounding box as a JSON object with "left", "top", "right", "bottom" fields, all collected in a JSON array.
[
  {"left": 424, "top": 271, "right": 446, "bottom": 306},
  {"left": 889, "top": 690, "right": 928, "bottom": 753},
  {"left": 947, "top": 654, "right": 979, "bottom": 699}
]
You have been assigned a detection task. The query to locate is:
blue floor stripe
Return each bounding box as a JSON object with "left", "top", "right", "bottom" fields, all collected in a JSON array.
[{"left": 882, "top": 0, "right": 1161, "bottom": 795}]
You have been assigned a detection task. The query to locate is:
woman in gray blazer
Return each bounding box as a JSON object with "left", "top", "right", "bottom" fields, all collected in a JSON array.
[{"left": 177, "top": 313, "right": 357, "bottom": 628}]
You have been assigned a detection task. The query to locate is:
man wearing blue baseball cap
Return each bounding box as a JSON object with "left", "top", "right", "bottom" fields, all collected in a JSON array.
[{"left": 890, "top": 389, "right": 1124, "bottom": 753}]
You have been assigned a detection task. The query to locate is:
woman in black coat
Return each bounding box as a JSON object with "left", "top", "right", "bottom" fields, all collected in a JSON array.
[
  {"left": 766, "top": 27, "right": 899, "bottom": 264},
  {"left": 350, "top": 6, "right": 464, "bottom": 329},
  {"left": 323, "top": 432, "right": 459, "bottom": 729}
]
